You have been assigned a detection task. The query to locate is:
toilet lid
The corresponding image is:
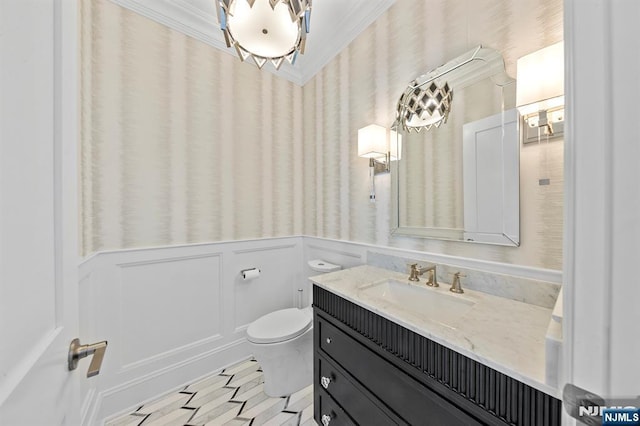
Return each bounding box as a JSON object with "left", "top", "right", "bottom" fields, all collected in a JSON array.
[{"left": 247, "top": 308, "right": 312, "bottom": 344}]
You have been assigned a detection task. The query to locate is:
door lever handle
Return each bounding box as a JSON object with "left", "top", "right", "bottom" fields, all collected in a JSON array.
[{"left": 68, "top": 338, "right": 108, "bottom": 377}]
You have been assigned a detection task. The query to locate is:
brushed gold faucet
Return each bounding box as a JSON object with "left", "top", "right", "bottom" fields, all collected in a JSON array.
[
  {"left": 449, "top": 272, "right": 466, "bottom": 294},
  {"left": 425, "top": 268, "right": 439, "bottom": 287},
  {"left": 408, "top": 263, "right": 438, "bottom": 286}
]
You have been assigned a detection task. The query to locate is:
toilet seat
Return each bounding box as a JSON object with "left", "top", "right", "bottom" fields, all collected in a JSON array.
[{"left": 247, "top": 308, "right": 312, "bottom": 344}]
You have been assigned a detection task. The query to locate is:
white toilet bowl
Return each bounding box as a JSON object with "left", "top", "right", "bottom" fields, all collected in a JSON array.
[
  {"left": 247, "top": 307, "right": 313, "bottom": 397},
  {"left": 246, "top": 259, "right": 341, "bottom": 397}
]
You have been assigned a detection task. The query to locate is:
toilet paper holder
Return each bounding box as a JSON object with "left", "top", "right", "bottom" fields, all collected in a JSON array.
[{"left": 240, "top": 268, "right": 261, "bottom": 280}]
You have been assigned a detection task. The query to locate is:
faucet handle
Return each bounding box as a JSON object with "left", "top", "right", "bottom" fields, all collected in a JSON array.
[
  {"left": 449, "top": 272, "right": 466, "bottom": 294},
  {"left": 408, "top": 263, "right": 419, "bottom": 281}
]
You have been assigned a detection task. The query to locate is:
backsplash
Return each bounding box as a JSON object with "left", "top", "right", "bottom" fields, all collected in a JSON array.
[{"left": 367, "top": 251, "right": 561, "bottom": 309}]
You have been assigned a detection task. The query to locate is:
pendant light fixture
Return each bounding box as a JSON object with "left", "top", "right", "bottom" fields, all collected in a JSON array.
[
  {"left": 397, "top": 80, "right": 454, "bottom": 132},
  {"left": 216, "top": 0, "right": 312, "bottom": 70}
]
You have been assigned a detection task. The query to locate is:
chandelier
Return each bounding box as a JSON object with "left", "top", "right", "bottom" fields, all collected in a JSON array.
[{"left": 216, "top": 0, "right": 312, "bottom": 70}]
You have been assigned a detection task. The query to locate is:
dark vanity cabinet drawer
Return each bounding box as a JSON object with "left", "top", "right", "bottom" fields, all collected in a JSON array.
[
  {"left": 315, "top": 388, "right": 356, "bottom": 426},
  {"left": 316, "top": 352, "right": 403, "bottom": 425},
  {"left": 313, "top": 285, "right": 563, "bottom": 426},
  {"left": 316, "top": 313, "right": 484, "bottom": 426}
]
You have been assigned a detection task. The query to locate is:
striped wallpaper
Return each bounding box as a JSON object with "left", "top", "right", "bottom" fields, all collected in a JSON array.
[
  {"left": 80, "top": 0, "right": 564, "bottom": 270},
  {"left": 301, "top": 0, "right": 564, "bottom": 269},
  {"left": 80, "top": 0, "right": 305, "bottom": 254}
]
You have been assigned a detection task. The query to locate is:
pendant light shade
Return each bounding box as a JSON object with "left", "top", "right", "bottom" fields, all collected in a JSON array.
[{"left": 216, "top": 0, "right": 312, "bottom": 70}]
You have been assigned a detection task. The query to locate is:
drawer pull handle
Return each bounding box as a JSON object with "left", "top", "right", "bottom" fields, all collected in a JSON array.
[
  {"left": 326, "top": 337, "right": 332, "bottom": 344},
  {"left": 321, "top": 414, "right": 331, "bottom": 426},
  {"left": 320, "top": 376, "right": 331, "bottom": 389}
]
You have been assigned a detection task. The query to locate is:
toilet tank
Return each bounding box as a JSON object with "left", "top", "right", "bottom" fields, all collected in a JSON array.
[{"left": 308, "top": 259, "right": 341, "bottom": 273}]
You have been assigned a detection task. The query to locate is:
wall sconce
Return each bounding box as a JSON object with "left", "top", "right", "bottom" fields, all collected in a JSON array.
[
  {"left": 358, "top": 124, "right": 401, "bottom": 202},
  {"left": 358, "top": 124, "right": 401, "bottom": 174},
  {"left": 516, "top": 42, "right": 564, "bottom": 143}
]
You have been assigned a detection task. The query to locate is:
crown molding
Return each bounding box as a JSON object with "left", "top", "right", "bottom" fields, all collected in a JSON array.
[
  {"left": 108, "top": 0, "right": 396, "bottom": 86},
  {"left": 296, "top": 0, "right": 395, "bottom": 85}
]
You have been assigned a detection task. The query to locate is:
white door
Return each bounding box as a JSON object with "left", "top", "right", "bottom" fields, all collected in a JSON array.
[
  {"left": 0, "top": 1, "right": 83, "bottom": 424},
  {"left": 563, "top": 0, "right": 640, "bottom": 424}
]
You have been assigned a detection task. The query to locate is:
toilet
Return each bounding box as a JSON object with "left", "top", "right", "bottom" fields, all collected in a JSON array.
[{"left": 246, "top": 259, "right": 341, "bottom": 397}]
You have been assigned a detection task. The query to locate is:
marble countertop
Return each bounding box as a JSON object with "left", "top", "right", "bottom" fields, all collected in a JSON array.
[{"left": 310, "top": 265, "right": 558, "bottom": 398}]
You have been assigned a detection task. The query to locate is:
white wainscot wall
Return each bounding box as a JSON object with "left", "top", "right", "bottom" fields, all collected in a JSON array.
[
  {"left": 83, "top": 236, "right": 561, "bottom": 425},
  {"left": 80, "top": 237, "right": 303, "bottom": 425}
]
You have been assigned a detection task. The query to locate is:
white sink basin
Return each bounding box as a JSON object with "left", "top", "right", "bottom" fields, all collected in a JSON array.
[{"left": 358, "top": 279, "right": 475, "bottom": 327}]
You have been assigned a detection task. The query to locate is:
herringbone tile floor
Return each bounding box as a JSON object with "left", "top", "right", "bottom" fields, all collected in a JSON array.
[{"left": 106, "top": 358, "right": 315, "bottom": 426}]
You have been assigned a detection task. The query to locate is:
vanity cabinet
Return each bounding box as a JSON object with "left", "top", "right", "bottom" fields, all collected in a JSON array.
[{"left": 313, "top": 285, "right": 562, "bottom": 426}]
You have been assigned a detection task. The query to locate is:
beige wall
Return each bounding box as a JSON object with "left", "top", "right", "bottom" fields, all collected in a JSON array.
[
  {"left": 81, "top": 0, "right": 564, "bottom": 270},
  {"left": 80, "top": 0, "right": 304, "bottom": 254},
  {"left": 302, "top": 0, "right": 564, "bottom": 269}
]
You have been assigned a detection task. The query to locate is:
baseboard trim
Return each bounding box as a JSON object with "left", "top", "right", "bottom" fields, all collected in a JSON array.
[
  {"left": 92, "top": 337, "right": 250, "bottom": 425},
  {"left": 119, "top": 333, "right": 224, "bottom": 373}
]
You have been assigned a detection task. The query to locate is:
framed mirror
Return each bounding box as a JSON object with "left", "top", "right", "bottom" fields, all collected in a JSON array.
[{"left": 391, "top": 46, "right": 520, "bottom": 246}]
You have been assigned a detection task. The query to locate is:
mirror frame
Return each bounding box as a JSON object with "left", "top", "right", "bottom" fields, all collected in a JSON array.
[{"left": 390, "top": 46, "right": 520, "bottom": 246}]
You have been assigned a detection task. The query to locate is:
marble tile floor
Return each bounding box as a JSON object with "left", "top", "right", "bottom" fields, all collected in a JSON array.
[{"left": 106, "top": 358, "right": 316, "bottom": 426}]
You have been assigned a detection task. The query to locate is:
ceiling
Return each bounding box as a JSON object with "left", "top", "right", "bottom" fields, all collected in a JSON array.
[{"left": 109, "top": 0, "right": 396, "bottom": 85}]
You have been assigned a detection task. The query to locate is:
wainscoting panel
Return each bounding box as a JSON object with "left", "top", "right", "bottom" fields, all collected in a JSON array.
[
  {"left": 118, "top": 254, "right": 223, "bottom": 367},
  {"left": 232, "top": 242, "right": 302, "bottom": 332},
  {"left": 78, "top": 237, "right": 303, "bottom": 425}
]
